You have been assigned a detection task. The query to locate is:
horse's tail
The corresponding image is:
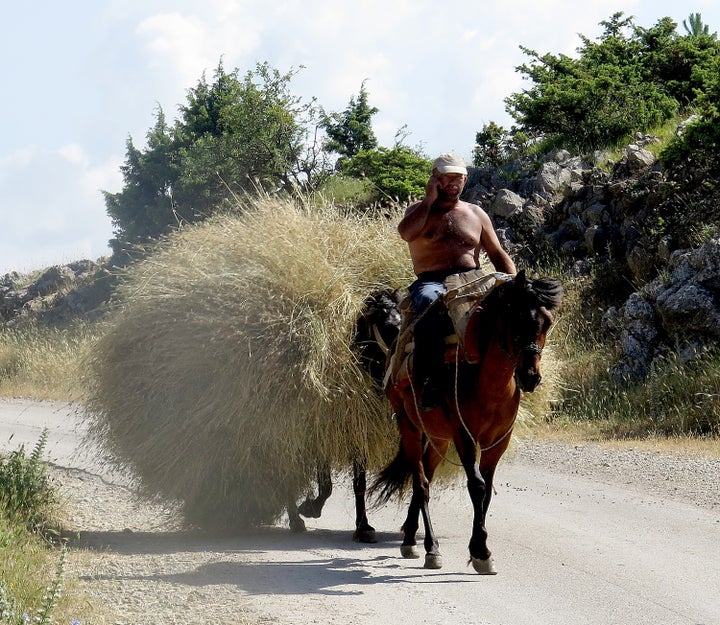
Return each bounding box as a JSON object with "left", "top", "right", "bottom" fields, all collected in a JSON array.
[{"left": 369, "top": 445, "right": 412, "bottom": 507}]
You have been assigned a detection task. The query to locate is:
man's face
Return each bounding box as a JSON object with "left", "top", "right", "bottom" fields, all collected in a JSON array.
[{"left": 436, "top": 172, "right": 466, "bottom": 199}]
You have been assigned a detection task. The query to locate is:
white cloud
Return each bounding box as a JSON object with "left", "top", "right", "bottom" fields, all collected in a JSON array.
[
  {"left": 136, "top": 6, "right": 263, "bottom": 87},
  {"left": 0, "top": 145, "right": 116, "bottom": 274}
]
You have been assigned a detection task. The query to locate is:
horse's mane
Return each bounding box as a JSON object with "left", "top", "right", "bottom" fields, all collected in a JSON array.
[{"left": 527, "top": 277, "right": 563, "bottom": 311}]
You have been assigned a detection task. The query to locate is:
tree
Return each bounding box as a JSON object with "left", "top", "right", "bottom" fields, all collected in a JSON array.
[
  {"left": 104, "top": 108, "right": 181, "bottom": 253},
  {"left": 321, "top": 82, "right": 379, "bottom": 166},
  {"left": 683, "top": 13, "right": 710, "bottom": 36},
  {"left": 504, "top": 12, "right": 720, "bottom": 151},
  {"left": 343, "top": 146, "right": 431, "bottom": 204},
  {"left": 175, "top": 61, "right": 328, "bottom": 208},
  {"left": 105, "top": 61, "right": 330, "bottom": 251}
]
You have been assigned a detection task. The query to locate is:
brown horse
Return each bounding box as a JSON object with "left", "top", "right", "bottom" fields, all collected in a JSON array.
[{"left": 372, "top": 271, "right": 562, "bottom": 573}]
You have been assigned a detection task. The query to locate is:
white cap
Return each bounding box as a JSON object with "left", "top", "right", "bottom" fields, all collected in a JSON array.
[{"left": 432, "top": 153, "right": 468, "bottom": 175}]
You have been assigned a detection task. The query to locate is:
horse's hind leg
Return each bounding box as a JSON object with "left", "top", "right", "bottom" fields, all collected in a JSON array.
[
  {"left": 352, "top": 461, "right": 377, "bottom": 543},
  {"left": 298, "top": 463, "right": 332, "bottom": 518}
]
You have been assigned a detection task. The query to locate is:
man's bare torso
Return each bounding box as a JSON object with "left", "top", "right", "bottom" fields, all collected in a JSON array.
[{"left": 406, "top": 200, "right": 484, "bottom": 274}]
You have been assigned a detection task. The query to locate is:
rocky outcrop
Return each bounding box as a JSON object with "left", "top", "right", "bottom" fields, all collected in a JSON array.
[
  {"left": 1, "top": 260, "right": 113, "bottom": 325},
  {"left": 464, "top": 135, "right": 719, "bottom": 380},
  {"left": 601, "top": 236, "right": 720, "bottom": 380},
  {"left": 470, "top": 141, "right": 669, "bottom": 279}
]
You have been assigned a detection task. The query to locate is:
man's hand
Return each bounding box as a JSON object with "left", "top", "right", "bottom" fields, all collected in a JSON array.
[{"left": 424, "top": 176, "right": 439, "bottom": 205}]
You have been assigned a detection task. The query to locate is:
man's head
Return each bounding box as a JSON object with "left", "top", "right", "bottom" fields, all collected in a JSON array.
[
  {"left": 432, "top": 154, "right": 467, "bottom": 201},
  {"left": 432, "top": 153, "right": 468, "bottom": 176}
]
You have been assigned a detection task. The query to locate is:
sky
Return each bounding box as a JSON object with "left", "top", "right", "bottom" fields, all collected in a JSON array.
[{"left": 1, "top": 0, "right": 718, "bottom": 275}]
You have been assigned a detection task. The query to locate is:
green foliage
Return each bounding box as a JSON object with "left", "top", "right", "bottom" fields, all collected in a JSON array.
[
  {"left": 683, "top": 12, "right": 710, "bottom": 36},
  {"left": 660, "top": 53, "right": 720, "bottom": 173},
  {"left": 0, "top": 430, "right": 57, "bottom": 533},
  {"left": 315, "top": 174, "right": 375, "bottom": 207},
  {"left": 321, "top": 81, "right": 379, "bottom": 162},
  {"left": 473, "top": 122, "right": 532, "bottom": 166},
  {"left": 342, "top": 146, "right": 431, "bottom": 205},
  {"left": 505, "top": 12, "right": 720, "bottom": 151},
  {"left": 104, "top": 109, "right": 179, "bottom": 249},
  {"left": 105, "top": 61, "right": 329, "bottom": 252},
  {"left": 176, "top": 62, "right": 326, "bottom": 202}
]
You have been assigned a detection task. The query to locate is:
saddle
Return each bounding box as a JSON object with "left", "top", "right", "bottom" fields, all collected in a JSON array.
[{"left": 385, "top": 270, "right": 513, "bottom": 391}]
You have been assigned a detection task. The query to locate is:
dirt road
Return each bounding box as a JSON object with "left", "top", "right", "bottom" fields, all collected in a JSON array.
[{"left": 2, "top": 399, "right": 718, "bottom": 625}]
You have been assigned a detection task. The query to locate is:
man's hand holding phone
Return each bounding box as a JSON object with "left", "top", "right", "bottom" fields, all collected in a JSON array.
[{"left": 425, "top": 175, "right": 439, "bottom": 204}]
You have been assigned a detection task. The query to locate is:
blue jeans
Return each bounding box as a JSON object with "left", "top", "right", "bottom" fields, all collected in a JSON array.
[
  {"left": 408, "top": 279, "right": 445, "bottom": 314},
  {"left": 406, "top": 267, "right": 474, "bottom": 396}
]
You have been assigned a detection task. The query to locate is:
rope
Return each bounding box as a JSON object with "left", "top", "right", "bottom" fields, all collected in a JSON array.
[{"left": 405, "top": 342, "right": 517, "bottom": 468}]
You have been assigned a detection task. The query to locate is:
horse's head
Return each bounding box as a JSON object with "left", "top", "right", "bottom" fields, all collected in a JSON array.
[
  {"left": 482, "top": 271, "right": 563, "bottom": 392},
  {"left": 506, "top": 271, "right": 563, "bottom": 391},
  {"left": 354, "top": 288, "right": 403, "bottom": 385}
]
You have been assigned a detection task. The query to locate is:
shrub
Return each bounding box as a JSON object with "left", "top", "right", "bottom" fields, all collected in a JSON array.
[{"left": 0, "top": 430, "right": 58, "bottom": 533}]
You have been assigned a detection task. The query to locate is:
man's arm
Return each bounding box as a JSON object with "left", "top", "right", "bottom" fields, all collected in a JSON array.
[
  {"left": 397, "top": 176, "right": 438, "bottom": 242},
  {"left": 478, "top": 210, "right": 517, "bottom": 274}
]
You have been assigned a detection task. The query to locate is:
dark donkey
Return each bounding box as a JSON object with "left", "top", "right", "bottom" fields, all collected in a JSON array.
[
  {"left": 373, "top": 271, "right": 562, "bottom": 572},
  {"left": 287, "top": 288, "right": 403, "bottom": 542}
]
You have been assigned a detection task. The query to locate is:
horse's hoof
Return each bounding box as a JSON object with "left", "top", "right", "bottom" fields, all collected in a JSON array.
[
  {"left": 353, "top": 528, "right": 377, "bottom": 543},
  {"left": 297, "top": 500, "right": 321, "bottom": 518},
  {"left": 424, "top": 554, "right": 443, "bottom": 569},
  {"left": 288, "top": 517, "right": 307, "bottom": 533},
  {"left": 470, "top": 556, "right": 497, "bottom": 575},
  {"left": 400, "top": 544, "right": 421, "bottom": 559}
]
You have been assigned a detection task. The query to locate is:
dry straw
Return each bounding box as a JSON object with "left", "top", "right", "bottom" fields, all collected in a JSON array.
[
  {"left": 83, "top": 195, "right": 414, "bottom": 529},
  {"left": 82, "top": 194, "right": 562, "bottom": 529}
]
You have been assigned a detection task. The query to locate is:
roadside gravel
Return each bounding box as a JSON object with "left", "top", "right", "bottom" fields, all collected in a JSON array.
[{"left": 54, "top": 437, "right": 719, "bottom": 624}]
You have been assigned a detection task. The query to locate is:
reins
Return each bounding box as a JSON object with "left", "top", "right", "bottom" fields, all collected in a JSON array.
[
  {"left": 406, "top": 338, "right": 519, "bottom": 468},
  {"left": 371, "top": 323, "right": 392, "bottom": 356}
]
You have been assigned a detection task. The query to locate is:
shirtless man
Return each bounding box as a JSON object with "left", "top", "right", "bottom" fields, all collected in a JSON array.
[{"left": 398, "top": 153, "right": 516, "bottom": 408}]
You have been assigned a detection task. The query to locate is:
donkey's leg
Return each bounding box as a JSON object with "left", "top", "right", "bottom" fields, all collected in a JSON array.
[
  {"left": 287, "top": 500, "right": 306, "bottom": 532},
  {"left": 298, "top": 463, "right": 332, "bottom": 518},
  {"left": 454, "top": 430, "right": 496, "bottom": 574},
  {"left": 352, "top": 461, "right": 377, "bottom": 543}
]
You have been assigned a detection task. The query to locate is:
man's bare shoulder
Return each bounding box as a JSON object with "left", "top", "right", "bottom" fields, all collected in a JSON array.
[
  {"left": 404, "top": 199, "right": 424, "bottom": 215},
  {"left": 458, "top": 200, "right": 490, "bottom": 218}
]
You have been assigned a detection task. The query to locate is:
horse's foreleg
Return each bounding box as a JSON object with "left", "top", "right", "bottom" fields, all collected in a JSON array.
[
  {"left": 352, "top": 461, "right": 377, "bottom": 543},
  {"left": 417, "top": 449, "right": 443, "bottom": 570},
  {"left": 455, "top": 431, "right": 496, "bottom": 574},
  {"left": 298, "top": 463, "right": 332, "bottom": 519},
  {"left": 401, "top": 441, "right": 444, "bottom": 568}
]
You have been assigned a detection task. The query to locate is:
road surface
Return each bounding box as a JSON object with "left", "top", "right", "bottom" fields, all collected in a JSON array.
[{"left": 1, "top": 398, "right": 718, "bottom": 625}]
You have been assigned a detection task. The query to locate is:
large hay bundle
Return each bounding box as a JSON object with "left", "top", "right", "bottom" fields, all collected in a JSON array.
[{"left": 83, "top": 196, "right": 414, "bottom": 529}]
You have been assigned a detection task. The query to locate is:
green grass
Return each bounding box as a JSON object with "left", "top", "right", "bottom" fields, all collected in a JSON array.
[
  {"left": 314, "top": 174, "right": 376, "bottom": 208},
  {"left": 0, "top": 433, "right": 80, "bottom": 625}
]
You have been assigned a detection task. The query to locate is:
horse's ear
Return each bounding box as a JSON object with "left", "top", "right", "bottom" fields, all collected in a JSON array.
[{"left": 515, "top": 269, "right": 526, "bottom": 288}]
